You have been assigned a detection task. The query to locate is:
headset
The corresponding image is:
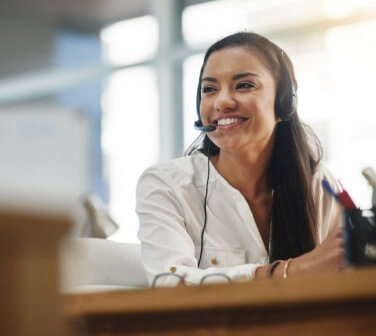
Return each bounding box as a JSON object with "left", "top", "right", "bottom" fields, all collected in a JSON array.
[
  {"left": 276, "top": 51, "right": 298, "bottom": 121},
  {"left": 194, "top": 50, "right": 297, "bottom": 267}
]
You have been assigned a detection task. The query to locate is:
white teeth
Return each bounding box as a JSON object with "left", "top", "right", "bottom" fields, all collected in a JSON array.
[{"left": 217, "top": 118, "right": 243, "bottom": 126}]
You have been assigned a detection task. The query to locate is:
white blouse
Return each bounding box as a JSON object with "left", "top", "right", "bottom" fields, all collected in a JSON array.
[{"left": 136, "top": 152, "right": 342, "bottom": 286}]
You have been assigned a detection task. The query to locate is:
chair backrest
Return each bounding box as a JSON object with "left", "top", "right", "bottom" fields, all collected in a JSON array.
[{"left": 60, "top": 238, "right": 148, "bottom": 292}]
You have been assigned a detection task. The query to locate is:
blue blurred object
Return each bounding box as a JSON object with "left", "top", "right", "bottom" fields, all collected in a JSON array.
[{"left": 322, "top": 179, "right": 340, "bottom": 201}]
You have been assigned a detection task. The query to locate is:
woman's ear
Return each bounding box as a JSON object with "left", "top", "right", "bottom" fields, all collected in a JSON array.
[{"left": 276, "top": 117, "right": 282, "bottom": 123}]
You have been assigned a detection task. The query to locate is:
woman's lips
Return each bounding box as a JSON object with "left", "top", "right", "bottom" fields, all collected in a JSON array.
[
  {"left": 216, "top": 117, "right": 247, "bottom": 126},
  {"left": 212, "top": 116, "right": 249, "bottom": 130}
]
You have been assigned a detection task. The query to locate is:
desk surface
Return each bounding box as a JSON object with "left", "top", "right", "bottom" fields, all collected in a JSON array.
[
  {"left": 0, "top": 208, "right": 70, "bottom": 336},
  {"left": 63, "top": 267, "right": 376, "bottom": 336}
]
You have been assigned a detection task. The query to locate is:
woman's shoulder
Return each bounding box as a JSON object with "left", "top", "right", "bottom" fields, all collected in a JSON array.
[
  {"left": 313, "top": 163, "right": 339, "bottom": 193},
  {"left": 138, "top": 152, "right": 209, "bottom": 188},
  {"left": 314, "top": 163, "right": 337, "bottom": 183}
]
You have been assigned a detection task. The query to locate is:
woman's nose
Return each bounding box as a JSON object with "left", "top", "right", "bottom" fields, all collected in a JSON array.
[{"left": 214, "top": 89, "right": 237, "bottom": 112}]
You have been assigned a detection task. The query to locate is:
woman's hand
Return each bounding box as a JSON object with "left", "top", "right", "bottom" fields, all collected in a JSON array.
[
  {"left": 289, "top": 227, "right": 345, "bottom": 275},
  {"left": 255, "top": 227, "right": 345, "bottom": 279}
]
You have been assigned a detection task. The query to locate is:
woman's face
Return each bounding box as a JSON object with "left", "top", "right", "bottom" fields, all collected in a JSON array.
[{"left": 200, "top": 46, "right": 279, "bottom": 154}]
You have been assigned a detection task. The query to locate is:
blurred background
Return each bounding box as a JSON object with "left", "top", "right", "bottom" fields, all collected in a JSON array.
[{"left": 0, "top": 0, "right": 375, "bottom": 243}]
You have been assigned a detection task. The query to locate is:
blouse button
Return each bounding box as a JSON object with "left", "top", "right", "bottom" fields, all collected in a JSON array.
[
  {"left": 170, "top": 266, "right": 177, "bottom": 273},
  {"left": 211, "top": 258, "right": 218, "bottom": 266}
]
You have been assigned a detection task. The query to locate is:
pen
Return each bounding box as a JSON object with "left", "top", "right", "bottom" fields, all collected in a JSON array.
[
  {"left": 337, "top": 180, "right": 357, "bottom": 210},
  {"left": 322, "top": 179, "right": 357, "bottom": 210},
  {"left": 322, "top": 179, "right": 339, "bottom": 201}
]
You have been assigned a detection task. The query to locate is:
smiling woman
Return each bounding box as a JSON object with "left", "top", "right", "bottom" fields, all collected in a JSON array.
[{"left": 136, "top": 32, "right": 344, "bottom": 286}]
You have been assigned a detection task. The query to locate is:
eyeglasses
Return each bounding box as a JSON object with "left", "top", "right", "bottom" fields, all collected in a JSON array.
[{"left": 151, "top": 272, "right": 232, "bottom": 287}]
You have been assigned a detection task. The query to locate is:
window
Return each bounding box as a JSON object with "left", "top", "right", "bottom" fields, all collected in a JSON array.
[
  {"left": 102, "top": 66, "right": 159, "bottom": 242},
  {"left": 101, "top": 16, "right": 159, "bottom": 242}
]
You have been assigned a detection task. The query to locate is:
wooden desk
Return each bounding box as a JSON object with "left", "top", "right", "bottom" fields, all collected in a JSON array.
[
  {"left": 0, "top": 207, "right": 70, "bottom": 336},
  {"left": 63, "top": 267, "right": 376, "bottom": 336}
]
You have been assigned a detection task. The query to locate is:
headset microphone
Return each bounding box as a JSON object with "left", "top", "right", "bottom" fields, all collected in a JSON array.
[{"left": 194, "top": 120, "right": 216, "bottom": 132}]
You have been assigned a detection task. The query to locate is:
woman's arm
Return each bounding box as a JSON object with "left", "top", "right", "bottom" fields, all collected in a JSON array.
[
  {"left": 255, "top": 227, "right": 345, "bottom": 279},
  {"left": 256, "top": 167, "right": 346, "bottom": 279}
]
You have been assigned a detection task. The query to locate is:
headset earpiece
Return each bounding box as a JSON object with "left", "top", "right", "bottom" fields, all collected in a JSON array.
[{"left": 276, "top": 52, "right": 297, "bottom": 121}]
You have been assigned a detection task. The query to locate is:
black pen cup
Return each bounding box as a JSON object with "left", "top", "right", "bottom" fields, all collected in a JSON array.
[{"left": 344, "top": 208, "right": 376, "bottom": 266}]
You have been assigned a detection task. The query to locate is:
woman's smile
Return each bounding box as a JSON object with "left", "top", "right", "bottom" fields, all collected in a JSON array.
[{"left": 214, "top": 115, "right": 249, "bottom": 130}]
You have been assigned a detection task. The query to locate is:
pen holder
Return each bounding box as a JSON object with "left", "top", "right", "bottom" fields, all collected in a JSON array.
[{"left": 344, "top": 208, "right": 376, "bottom": 266}]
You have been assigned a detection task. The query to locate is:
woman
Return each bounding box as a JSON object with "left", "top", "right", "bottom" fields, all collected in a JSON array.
[{"left": 136, "top": 32, "right": 344, "bottom": 286}]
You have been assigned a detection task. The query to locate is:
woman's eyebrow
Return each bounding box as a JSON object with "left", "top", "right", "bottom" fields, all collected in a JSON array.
[
  {"left": 233, "top": 72, "right": 259, "bottom": 80},
  {"left": 201, "top": 76, "right": 217, "bottom": 83},
  {"left": 201, "top": 72, "right": 260, "bottom": 83}
]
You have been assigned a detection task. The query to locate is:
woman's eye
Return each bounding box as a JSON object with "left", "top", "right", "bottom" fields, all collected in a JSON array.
[
  {"left": 202, "top": 86, "right": 216, "bottom": 94},
  {"left": 236, "top": 82, "right": 255, "bottom": 89}
]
